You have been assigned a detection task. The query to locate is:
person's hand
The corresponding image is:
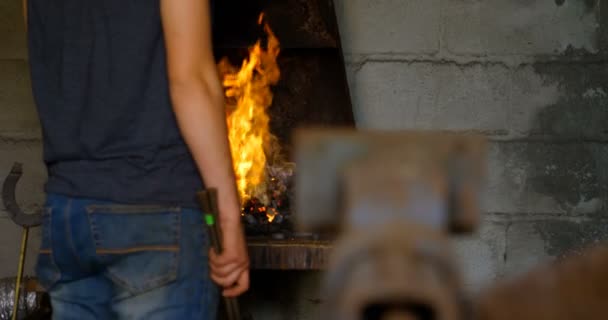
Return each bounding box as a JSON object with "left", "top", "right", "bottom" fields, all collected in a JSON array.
[{"left": 209, "top": 219, "right": 250, "bottom": 297}]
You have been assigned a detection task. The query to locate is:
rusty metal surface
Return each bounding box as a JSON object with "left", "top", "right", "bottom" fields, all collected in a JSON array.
[
  {"left": 322, "top": 223, "right": 463, "bottom": 320},
  {"left": 294, "top": 130, "right": 486, "bottom": 232},
  {"left": 247, "top": 239, "right": 332, "bottom": 270},
  {"left": 213, "top": 0, "right": 338, "bottom": 49},
  {"left": 475, "top": 245, "right": 608, "bottom": 320}
]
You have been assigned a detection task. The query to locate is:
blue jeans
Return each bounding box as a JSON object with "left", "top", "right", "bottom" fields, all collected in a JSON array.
[{"left": 36, "top": 194, "right": 219, "bottom": 319}]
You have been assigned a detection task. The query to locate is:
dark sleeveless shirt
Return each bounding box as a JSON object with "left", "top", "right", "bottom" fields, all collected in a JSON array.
[{"left": 27, "top": 0, "right": 204, "bottom": 207}]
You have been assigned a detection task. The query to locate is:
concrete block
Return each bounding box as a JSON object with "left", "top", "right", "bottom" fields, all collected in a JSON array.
[
  {"left": 0, "top": 1, "right": 27, "bottom": 60},
  {"left": 350, "top": 62, "right": 559, "bottom": 135},
  {"left": 533, "top": 219, "right": 608, "bottom": 257},
  {"left": 502, "top": 218, "right": 608, "bottom": 279},
  {"left": 443, "top": 0, "right": 599, "bottom": 56},
  {"left": 451, "top": 221, "right": 506, "bottom": 291},
  {"left": 334, "top": 0, "right": 440, "bottom": 55},
  {"left": 0, "top": 60, "right": 40, "bottom": 135},
  {"left": 485, "top": 142, "right": 607, "bottom": 215},
  {"left": 0, "top": 217, "right": 41, "bottom": 278},
  {"left": 0, "top": 141, "right": 46, "bottom": 219},
  {"left": 526, "top": 63, "right": 608, "bottom": 140},
  {"left": 503, "top": 222, "right": 553, "bottom": 278},
  {"left": 350, "top": 61, "right": 608, "bottom": 139}
]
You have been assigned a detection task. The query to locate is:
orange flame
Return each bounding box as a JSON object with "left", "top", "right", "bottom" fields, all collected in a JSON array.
[
  {"left": 219, "top": 13, "right": 281, "bottom": 210},
  {"left": 266, "top": 207, "right": 278, "bottom": 223}
]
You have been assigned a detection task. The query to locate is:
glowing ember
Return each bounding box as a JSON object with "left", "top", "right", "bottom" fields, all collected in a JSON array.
[
  {"left": 218, "top": 13, "right": 282, "bottom": 217},
  {"left": 266, "top": 207, "right": 278, "bottom": 223}
]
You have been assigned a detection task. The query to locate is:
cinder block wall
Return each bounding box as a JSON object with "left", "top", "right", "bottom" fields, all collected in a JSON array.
[
  {"left": 0, "top": 0, "right": 606, "bottom": 315},
  {"left": 336, "top": 0, "right": 608, "bottom": 291}
]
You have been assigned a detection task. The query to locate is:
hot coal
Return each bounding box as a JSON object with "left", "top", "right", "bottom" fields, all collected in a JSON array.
[
  {"left": 233, "top": 159, "right": 298, "bottom": 237},
  {"left": 241, "top": 195, "right": 294, "bottom": 237}
]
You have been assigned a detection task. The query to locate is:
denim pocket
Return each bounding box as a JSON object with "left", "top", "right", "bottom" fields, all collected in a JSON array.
[
  {"left": 35, "top": 208, "right": 61, "bottom": 290},
  {"left": 86, "top": 205, "right": 181, "bottom": 295}
]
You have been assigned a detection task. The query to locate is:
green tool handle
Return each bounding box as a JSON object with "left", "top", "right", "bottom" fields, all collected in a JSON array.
[
  {"left": 200, "top": 189, "right": 223, "bottom": 252},
  {"left": 197, "top": 189, "right": 242, "bottom": 320}
]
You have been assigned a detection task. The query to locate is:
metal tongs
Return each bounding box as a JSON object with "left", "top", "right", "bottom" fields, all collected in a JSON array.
[{"left": 197, "top": 189, "right": 242, "bottom": 320}]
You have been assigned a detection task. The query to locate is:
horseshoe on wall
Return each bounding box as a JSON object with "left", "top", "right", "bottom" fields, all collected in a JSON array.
[{"left": 2, "top": 163, "right": 42, "bottom": 228}]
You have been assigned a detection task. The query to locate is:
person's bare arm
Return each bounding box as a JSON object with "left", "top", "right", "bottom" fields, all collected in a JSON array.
[{"left": 160, "top": 0, "right": 249, "bottom": 297}]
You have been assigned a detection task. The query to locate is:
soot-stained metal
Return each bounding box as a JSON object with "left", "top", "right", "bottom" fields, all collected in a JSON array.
[
  {"left": 248, "top": 239, "right": 332, "bottom": 270},
  {"left": 212, "top": 0, "right": 354, "bottom": 152}
]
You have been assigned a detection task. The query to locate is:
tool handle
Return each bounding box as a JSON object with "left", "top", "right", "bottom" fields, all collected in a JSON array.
[
  {"left": 197, "top": 189, "right": 223, "bottom": 248},
  {"left": 12, "top": 227, "right": 29, "bottom": 320},
  {"left": 196, "top": 189, "right": 242, "bottom": 320}
]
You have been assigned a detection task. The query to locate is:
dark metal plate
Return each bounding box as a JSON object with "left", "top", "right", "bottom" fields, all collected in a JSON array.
[
  {"left": 213, "top": 0, "right": 339, "bottom": 49},
  {"left": 248, "top": 239, "right": 332, "bottom": 270},
  {"left": 212, "top": 0, "right": 354, "bottom": 152}
]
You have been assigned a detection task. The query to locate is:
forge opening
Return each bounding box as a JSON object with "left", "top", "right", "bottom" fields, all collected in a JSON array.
[{"left": 212, "top": 0, "right": 354, "bottom": 239}]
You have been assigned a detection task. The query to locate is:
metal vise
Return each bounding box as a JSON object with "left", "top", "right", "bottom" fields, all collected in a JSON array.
[{"left": 294, "top": 129, "right": 486, "bottom": 320}]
